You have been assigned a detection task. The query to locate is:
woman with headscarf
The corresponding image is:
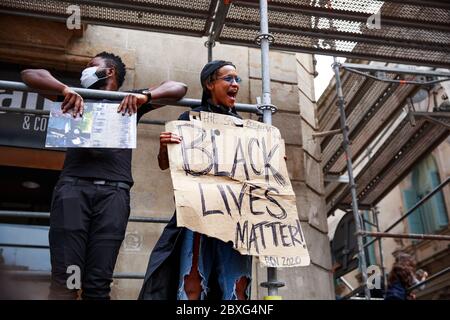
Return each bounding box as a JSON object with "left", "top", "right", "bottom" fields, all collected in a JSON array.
[{"left": 139, "top": 61, "right": 252, "bottom": 300}]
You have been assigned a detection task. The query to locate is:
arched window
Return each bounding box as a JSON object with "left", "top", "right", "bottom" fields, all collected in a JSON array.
[{"left": 402, "top": 155, "right": 449, "bottom": 234}]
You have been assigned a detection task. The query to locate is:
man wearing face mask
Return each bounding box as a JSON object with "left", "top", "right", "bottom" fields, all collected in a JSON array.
[{"left": 21, "top": 52, "right": 187, "bottom": 300}]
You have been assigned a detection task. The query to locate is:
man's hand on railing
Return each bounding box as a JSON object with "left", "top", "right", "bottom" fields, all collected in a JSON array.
[
  {"left": 117, "top": 93, "right": 147, "bottom": 116},
  {"left": 62, "top": 86, "right": 84, "bottom": 118}
]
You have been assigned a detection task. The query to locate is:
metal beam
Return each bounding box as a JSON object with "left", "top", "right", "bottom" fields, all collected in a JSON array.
[
  {"left": 0, "top": 107, "right": 166, "bottom": 125},
  {"left": 312, "top": 129, "right": 342, "bottom": 139},
  {"left": 407, "top": 266, "right": 450, "bottom": 293},
  {"left": 382, "top": 0, "right": 450, "bottom": 10},
  {"left": 0, "top": 243, "right": 49, "bottom": 249},
  {"left": 73, "top": 0, "right": 209, "bottom": 18},
  {"left": 363, "top": 176, "right": 450, "bottom": 249},
  {"left": 372, "top": 207, "right": 387, "bottom": 289},
  {"left": 342, "top": 284, "right": 365, "bottom": 299},
  {"left": 235, "top": 0, "right": 450, "bottom": 32},
  {"left": 0, "top": 80, "right": 259, "bottom": 113},
  {"left": 0, "top": 210, "right": 170, "bottom": 224},
  {"left": 324, "top": 174, "right": 350, "bottom": 184},
  {"left": 225, "top": 22, "right": 450, "bottom": 54},
  {"left": 218, "top": 38, "right": 450, "bottom": 69},
  {"left": 342, "top": 63, "right": 450, "bottom": 78},
  {"left": 257, "top": 0, "right": 283, "bottom": 299},
  {"left": 3, "top": 270, "right": 145, "bottom": 280},
  {"left": 207, "top": 0, "right": 232, "bottom": 42},
  {"left": 359, "top": 231, "right": 450, "bottom": 241},
  {"left": 0, "top": 106, "right": 49, "bottom": 115},
  {"left": 0, "top": 10, "right": 206, "bottom": 38},
  {"left": 333, "top": 57, "right": 370, "bottom": 299}
]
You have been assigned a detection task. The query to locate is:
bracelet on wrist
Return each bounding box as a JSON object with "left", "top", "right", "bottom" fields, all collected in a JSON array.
[{"left": 141, "top": 89, "right": 152, "bottom": 103}]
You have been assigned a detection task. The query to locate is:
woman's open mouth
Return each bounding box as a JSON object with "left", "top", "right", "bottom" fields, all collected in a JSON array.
[{"left": 227, "top": 90, "right": 238, "bottom": 102}]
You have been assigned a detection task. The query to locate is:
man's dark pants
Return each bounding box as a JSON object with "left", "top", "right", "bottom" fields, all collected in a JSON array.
[{"left": 48, "top": 178, "right": 130, "bottom": 299}]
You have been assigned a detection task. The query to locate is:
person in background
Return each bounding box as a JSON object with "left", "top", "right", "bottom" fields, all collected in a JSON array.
[{"left": 384, "top": 252, "right": 428, "bottom": 300}]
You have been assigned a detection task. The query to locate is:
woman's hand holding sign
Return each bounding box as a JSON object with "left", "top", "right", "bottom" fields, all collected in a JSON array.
[{"left": 158, "top": 131, "right": 182, "bottom": 170}]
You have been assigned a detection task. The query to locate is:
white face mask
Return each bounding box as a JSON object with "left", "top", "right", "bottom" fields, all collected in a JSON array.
[{"left": 80, "top": 66, "right": 110, "bottom": 89}]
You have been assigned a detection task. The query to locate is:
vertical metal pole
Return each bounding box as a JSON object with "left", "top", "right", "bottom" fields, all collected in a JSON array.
[
  {"left": 207, "top": 39, "right": 213, "bottom": 63},
  {"left": 259, "top": 0, "right": 279, "bottom": 298},
  {"left": 373, "top": 206, "right": 387, "bottom": 290},
  {"left": 260, "top": 0, "right": 272, "bottom": 125},
  {"left": 332, "top": 57, "right": 371, "bottom": 299}
]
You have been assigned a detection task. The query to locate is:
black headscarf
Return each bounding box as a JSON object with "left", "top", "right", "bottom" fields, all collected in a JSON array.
[{"left": 200, "top": 60, "right": 235, "bottom": 105}]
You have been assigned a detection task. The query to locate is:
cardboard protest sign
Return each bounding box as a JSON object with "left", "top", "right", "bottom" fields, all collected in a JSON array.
[{"left": 166, "top": 111, "right": 310, "bottom": 267}]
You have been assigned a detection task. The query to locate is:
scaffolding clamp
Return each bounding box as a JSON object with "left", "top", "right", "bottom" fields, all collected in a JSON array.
[
  {"left": 204, "top": 39, "right": 216, "bottom": 48},
  {"left": 257, "top": 103, "right": 278, "bottom": 114},
  {"left": 256, "top": 97, "right": 278, "bottom": 114},
  {"left": 332, "top": 61, "right": 343, "bottom": 69},
  {"left": 255, "top": 33, "right": 275, "bottom": 45},
  {"left": 260, "top": 280, "right": 285, "bottom": 289}
]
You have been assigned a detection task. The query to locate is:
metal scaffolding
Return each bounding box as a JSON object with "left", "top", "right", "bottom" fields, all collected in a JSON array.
[
  {"left": 2, "top": 0, "right": 450, "bottom": 67},
  {"left": 329, "top": 62, "right": 450, "bottom": 299},
  {"left": 332, "top": 57, "right": 371, "bottom": 299},
  {"left": 1, "top": 0, "right": 450, "bottom": 300},
  {"left": 0, "top": 0, "right": 284, "bottom": 300}
]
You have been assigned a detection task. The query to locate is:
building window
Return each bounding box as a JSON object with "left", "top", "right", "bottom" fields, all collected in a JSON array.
[{"left": 402, "top": 155, "right": 449, "bottom": 235}]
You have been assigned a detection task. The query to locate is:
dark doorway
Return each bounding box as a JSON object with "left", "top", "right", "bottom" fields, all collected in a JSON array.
[{"left": 0, "top": 165, "right": 59, "bottom": 225}]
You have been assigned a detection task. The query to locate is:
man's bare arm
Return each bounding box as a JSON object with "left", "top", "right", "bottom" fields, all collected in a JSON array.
[
  {"left": 150, "top": 81, "right": 188, "bottom": 105},
  {"left": 21, "top": 69, "right": 84, "bottom": 117},
  {"left": 118, "top": 81, "right": 187, "bottom": 115}
]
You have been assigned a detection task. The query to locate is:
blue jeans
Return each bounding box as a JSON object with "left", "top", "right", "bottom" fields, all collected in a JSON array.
[{"left": 177, "top": 229, "right": 252, "bottom": 300}]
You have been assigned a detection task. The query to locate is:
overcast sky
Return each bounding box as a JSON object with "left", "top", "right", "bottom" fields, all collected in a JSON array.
[{"left": 314, "top": 55, "right": 346, "bottom": 101}]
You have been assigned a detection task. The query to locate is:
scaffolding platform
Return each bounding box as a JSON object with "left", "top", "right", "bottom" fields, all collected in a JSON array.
[
  {"left": 325, "top": 111, "right": 450, "bottom": 214},
  {"left": 318, "top": 63, "right": 420, "bottom": 177},
  {"left": 1, "top": 0, "right": 450, "bottom": 68},
  {"left": 2, "top": 0, "right": 450, "bottom": 299}
]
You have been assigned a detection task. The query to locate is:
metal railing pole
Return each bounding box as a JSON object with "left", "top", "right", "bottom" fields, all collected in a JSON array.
[
  {"left": 260, "top": 0, "right": 272, "bottom": 126},
  {"left": 207, "top": 38, "right": 213, "bottom": 63},
  {"left": 407, "top": 267, "right": 450, "bottom": 293},
  {"left": 373, "top": 206, "right": 387, "bottom": 290},
  {"left": 364, "top": 176, "right": 450, "bottom": 249},
  {"left": 258, "top": 0, "right": 282, "bottom": 299},
  {"left": 0, "top": 80, "right": 259, "bottom": 113},
  {"left": 3, "top": 270, "right": 146, "bottom": 280},
  {"left": 333, "top": 57, "right": 371, "bottom": 299},
  {"left": 0, "top": 210, "right": 170, "bottom": 224},
  {"left": 359, "top": 231, "right": 450, "bottom": 241}
]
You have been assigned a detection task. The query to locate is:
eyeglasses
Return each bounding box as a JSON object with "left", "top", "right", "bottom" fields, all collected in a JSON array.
[{"left": 215, "top": 75, "right": 242, "bottom": 84}]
